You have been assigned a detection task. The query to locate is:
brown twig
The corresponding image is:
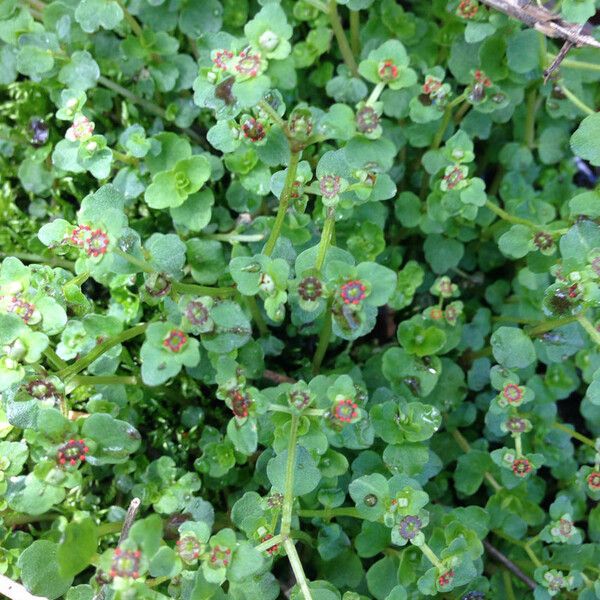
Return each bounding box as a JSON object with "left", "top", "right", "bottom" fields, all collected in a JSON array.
[
  {"left": 93, "top": 498, "right": 141, "bottom": 600},
  {"left": 483, "top": 540, "right": 536, "bottom": 590},
  {"left": 263, "top": 369, "right": 297, "bottom": 384},
  {"left": 478, "top": 0, "right": 600, "bottom": 48}
]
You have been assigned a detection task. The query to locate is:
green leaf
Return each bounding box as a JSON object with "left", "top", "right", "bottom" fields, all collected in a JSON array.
[
  {"left": 74, "top": 0, "right": 123, "bottom": 33},
  {"left": 349, "top": 473, "right": 389, "bottom": 521},
  {"left": 267, "top": 445, "right": 320, "bottom": 496},
  {"left": 570, "top": 112, "right": 600, "bottom": 166},
  {"left": 57, "top": 518, "right": 98, "bottom": 578},
  {"left": 81, "top": 413, "right": 141, "bottom": 464},
  {"left": 17, "top": 541, "right": 73, "bottom": 599},
  {"left": 491, "top": 326, "right": 536, "bottom": 369}
]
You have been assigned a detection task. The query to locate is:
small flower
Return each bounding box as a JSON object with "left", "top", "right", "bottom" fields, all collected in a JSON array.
[
  {"left": 163, "top": 329, "right": 188, "bottom": 353},
  {"left": 587, "top": 470, "right": 600, "bottom": 491},
  {"left": 230, "top": 390, "right": 251, "bottom": 418},
  {"left": 57, "top": 438, "right": 89, "bottom": 467},
  {"left": 68, "top": 224, "right": 91, "bottom": 247},
  {"left": 422, "top": 75, "right": 442, "bottom": 95},
  {"left": 550, "top": 517, "right": 574, "bottom": 539},
  {"left": 504, "top": 416, "right": 529, "bottom": 434},
  {"left": 512, "top": 457, "right": 532, "bottom": 478},
  {"left": 462, "top": 593, "right": 485, "bottom": 600},
  {"left": 426, "top": 307, "right": 444, "bottom": 321},
  {"left": 65, "top": 114, "right": 95, "bottom": 142},
  {"left": 176, "top": 534, "right": 203, "bottom": 564},
  {"left": 110, "top": 547, "right": 141, "bottom": 579},
  {"left": 340, "top": 280, "right": 367, "bottom": 306},
  {"left": 208, "top": 545, "right": 232, "bottom": 568},
  {"left": 258, "top": 272, "right": 275, "bottom": 294},
  {"left": 533, "top": 231, "right": 555, "bottom": 253},
  {"left": 438, "top": 570, "right": 455, "bottom": 588},
  {"left": 288, "top": 389, "right": 312, "bottom": 411},
  {"left": 185, "top": 299, "right": 211, "bottom": 328},
  {"left": 260, "top": 533, "right": 279, "bottom": 555},
  {"left": 298, "top": 276, "right": 323, "bottom": 302},
  {"left": 332, "top": 398, "right": 359, "bottom": 423},
  {"left": 431, "top": 276, "right": 457, "bottom": 298},
  {"left": 397, "top": 515, "right": 422, "bottom": 541},
  {"left": 474, "top": 69, "right": 492, "bottom": 87},
  {"left": 543, "top": 569, "right": 566, "bottom": 594},
  {"left": 319, "top": 175, "right": 342, "bottom": 200},
  {"left": 501, "top": 383, "right": 523, "bottom": 405},
  {"left": 30, "top": 118, "right": 49, "bottom": 146},
  {"left": 212, "top": 49, "right": 234, "bottom": 70},
  {"left": 258, "top": 30, "right": 280, "bottom": 52},
  {"left": 441, "top": 164, "right": 467, "bottom": 190},
  {"left": 356, "top": 104, "right": 380, "bottom": 135},
  {"left": 289, "top": 109, "right": 313, "bottom": 138},
  {"left": 267, "top": 492, "right": 284, "bottom": 508},
  {"left": 444, "top": 302, "right": 462, "bottom": 326},
  {"left": 85, "top": 228, "right": 110, "bottom": 257},
  {"left": 241, "top": 117, "right": 266, "bottom": 142},
  {"left": 25, "top": 378, "right": 60, "bottom": 404},
  {"left": 378, "top": 59, "right": 399, "bottom": 82},
  {"left": 457, "top": 0, "right": 479, "bottom": 19},
  {"left": 144, "top": 273, "right": 171, "bottom": 298},
  {"left": 234, "top": 49, "right": 263, "bottom": 78},
  {"left": 5, "top": 297, "right": 36, "bottom": 324}
]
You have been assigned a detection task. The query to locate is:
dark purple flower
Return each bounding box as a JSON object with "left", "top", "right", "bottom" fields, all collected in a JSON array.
[
  {"left": 30, "top": 118, "right": 49, "bottom": 146},
  {"left": 397, "top": 515, "right": 422, "bottom": 540}
]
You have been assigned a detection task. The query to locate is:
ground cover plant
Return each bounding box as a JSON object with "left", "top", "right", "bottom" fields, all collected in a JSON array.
[{"left": 3, "top": 0, "right": 600, "bottom": 598}]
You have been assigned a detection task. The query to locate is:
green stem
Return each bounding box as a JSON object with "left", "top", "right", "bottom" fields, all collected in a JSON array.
[
  {"left": 281, "top": 415, "right": 300, "bottom": 537},
  {"left": 315, "top": 209, "right": 335, "bottom": 272},
  {"left": 328, "top": 0, "right": 359, "bottom": 76},
  {"left": 115, "top": 0, "right": 143, "bottom": 37},
  {"left": 503, "top": 570, "right": 517, "bottom": 600},
  {"left": 112, "top": 149, "right": 138, "bottom": 166},
  {"left": 484, "top": 200, "right": 541, "bottom": 229},
  {"left": 303, "top": 0, "right": 328, "bottom": 12},
  {"left": 284, "top": 538, "right": 314, "bottom": 600},
  {"left": 246, "top": 296, "right": 268, "bottom": 337},
  {"left": 524, "top": 88, "right": 537, "bottom": 149},
  {"left": 560, "top": 82, "right": 595, "bottom": 116},
  {"left": 205, "top": 232, "right": 265, "bottom": 243},
  {"left": 577, "top": 314, "right": 600, "bottom": 345},
  {"left": 514, "top": 433, "right": 523, "bottom": 458},
  {"left": 546, "top": 53, "right": 600, "bottom": 73},
  {"left": 553, "top": 421, "right": 598, "bottom": 449},
  {"left": 350, "top": 10, "right": 360, "bottom": 57},
  {"left": 171, "top": 281, "right": 237, "bottom": 297},
  {"left": 430, "top": 92, "right": 467, "bottom": 150},
  {"left": 71, "top": 375, "right": 138, "bottom": 387},
  {"left": 312, "top": 298, "right": 333, "bottom": 375},
  {"left": 259, "top": 100, "right": 287, "bottom": 131},
  {"left": 297, "top": 507, "right": 360, "bottom": 519},
  {"left": 0, "top": 251, "right": 75, "bottom": 271},
  {"left": 366, "top": 82, "right": 385, "bottom": 106},
  {"left": 255, "top": 533, "right": 284, "bottom": 553},
  {"left": 58, "top": 323, "right": 148, "bottom": 380},
  {"left": 268, "top": 404, "right": 325, "bottom": 416},
  {"left": 419, "top": 542, "right": 443, "bottom": 569},
  {"left": 526, "top": 314, "right": 578, "bottom": 336},
  {"left": 43, "top": 347, "right": 68, "bottom": 371},
  {"left": 263, "top": 150, "right": 301, "bottom": 256},
  {"left": 113, "top": 247, "right": 154, "bottom": 273}
]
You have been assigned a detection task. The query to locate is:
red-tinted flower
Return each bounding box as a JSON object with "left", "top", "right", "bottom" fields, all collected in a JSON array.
[
  {"left": 505, "top": 417, "right": 527, "bottom": 434},
  {"left": 110, "top": 547, "right": 141, "bottom": 579},
  {"left": 85, "top": 228, "right": 109, "bottom": 257},
  {"left": 260, "top": 534, "right": 279, "bottom": 555},
  {"left": 502, "top": 383, "right": 523, "bottom": 404},
  {"left": 235, "top": 50, "right": 262, "bottom": 77},
  {"left": 212, "top": 49, "right": 234, "bottom": 70},
  {"left": 474, "top": 69, "right": 492, "bottom": 87},
  {"left": 241, "top": 117, "right": 266, "bottom": 142},
  {"left": 209, "top": 545, "right": 232, "bottom": 568},
  {"left": 356, "top": 105, "right": 379, "bottom": 134},
  {"left": 6, "top": 297, "right": 36, "bottom": 323},
  {"left": 457, "top": 0, "right": 478, "bottom": 19},
  {"left": 340, "top": 280, "right": 367, "bottom": 305},
  {"left": 230, "top": 390, "right": 251, "bottom": 418},
  {"left": 587, "top": 470, "right": 600, "bottom": 491},
  {"left": 378, "top": 59, "right": 398, "bottom": 81},
  {"left": 298, "top": 276, "right": 323, "bottom": 302},
  {"left": 176, "top": 534, "right": 203, "bottom": 564},
  {"left": 57, "top": 438, "right": 89, "bottom": 467},
  {"left": 68, "top": 224, "right": 91, "bottom": 247},
  {"left": 429, "top": 307, "right": 444, "bottom": 320},
  {"left": 289, "top": 389, "right": 312, "bottom": 410},
  {"left": 163, "top": 329, "right": 188, "bottom": 352},
  {"left": 512, "top": 458, "right": 532, "bottom": 478},
  {"left": 438, "top": 570, "right": 455, "bottom": 587},
  {"left": 422, "top": 76, "right": 442, "bottom": 95},
  {"left": 533, "top": 231, "right": 554, "bottom": 252},
  {"left": 186, "top": 300, "right": 210, "bottom": 326},
  {"left": 333, "top": 398, "right": 358, "bottom": 423},
  {"left": 319, "top": 175, "right": 341, "bottom": 200},
  {"left": 442, "top": 166, "right": 466, "bottom": 190}
]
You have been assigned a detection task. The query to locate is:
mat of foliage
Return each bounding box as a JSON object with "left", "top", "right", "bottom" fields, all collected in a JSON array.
[{"left": 2, "top": 0, "right": 600, "bottom": 599}]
